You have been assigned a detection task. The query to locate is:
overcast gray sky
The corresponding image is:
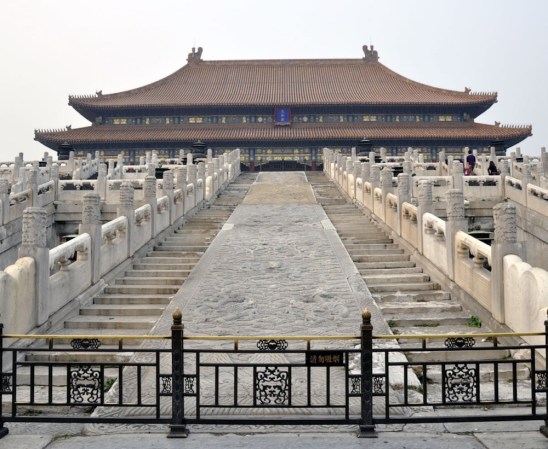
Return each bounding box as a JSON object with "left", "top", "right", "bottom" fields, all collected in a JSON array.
[{"left": 1, "top": 0, "right": 546, "bottom": 161}]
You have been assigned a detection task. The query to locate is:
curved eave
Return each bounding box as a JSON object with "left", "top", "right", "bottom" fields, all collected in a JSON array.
[
  {"left": 35, "top": 122, "right": 531, "bottom": 151},
  {"left": 70, "top": 99, "right": 497, "bottom": 122}
]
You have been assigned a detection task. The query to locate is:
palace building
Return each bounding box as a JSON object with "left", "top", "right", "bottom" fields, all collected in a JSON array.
[{"left": 34, "top": 46, "right": 531, "bottom": 170}]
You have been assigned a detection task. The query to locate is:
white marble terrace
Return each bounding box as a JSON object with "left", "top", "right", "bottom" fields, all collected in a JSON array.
[
  {"left": 0, "top": 149, "right": 241, "bottom": 336},
  {"left": 0, "top": 144, "right": 547, "bottom": 353},
  {"left": 325, "top": 146, "right": 548, "bottom": 351}
]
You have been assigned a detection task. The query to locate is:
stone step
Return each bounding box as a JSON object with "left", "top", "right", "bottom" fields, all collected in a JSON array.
[
  {"left": 156, "top": 242, "right": 208, "bottom": 249},
  {"left": 352, "top": 254, "right": 410, "bottom": 263},
  {"left": 404, "top": 347, "right": 515, "bottom": 363},
  {"left": 363, "top": 273, "right": 431, "bottom": 285},
  {"left": 368, "top": 282, "right": 439, "bottom": 292},
  {"left": 94, "top": 294, "right": 171, "bottom": 305},
  {"left": 359, "top": 267, "right": 423, "bottom": 276},
  {"left": 146, "top": 251, "right": 201, "bottom": 258},
  {"left": 155, "top": 245, "right": 207, "bottom": 252},
  {"left": 376, "top": 290, "right": 452, "bottom": 302},
  {"left": 164, "top": 236, "right": 213, "bottom": 243},
  {"left": 355, "top": 261, "right": 416, "bottom": 270},
  {"left": 104, "top": 285, "right": 180, "bottom": 294},
  {"left": 80, "top": 304, "right": 165, "bottom": 316},
  {"left": 383, "top": 313, "right": 472, "bottom": 327},
  {"left": 341, "top": 243, "right": 400, "bottom": 250},
  {"left": 341, "top": 237, "right": 393, "bottom": 244},
  {"left": 379, "top": 301, "right": 462, "bottom": 315},
  {"left": 64, "top": 316, "right": 158, "bottom": 330},
  {"left": 346, "top": 248, "right": 404, "bottom": 256},
  {"left": 114, "top": 276, "right": 184, "bottom": 286},
  {"left": 124, "top": 269, "right": 191, "bottom": 277},
  {"left": 133, "top": 262, "right": 196, "bottom": 270}
]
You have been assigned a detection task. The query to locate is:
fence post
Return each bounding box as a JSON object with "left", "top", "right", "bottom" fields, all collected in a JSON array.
[
  {"left": 540, "top": 311, "right": 548, "bottom": 438},
  {"left": 357, "top": 308, "right": 377, "bottom": 438},
  {"left": 168, "top": 308, "right": 189, "bottom": 438},
  {"left": 0, "top": 323, "right": 8, "bottom": 438}
]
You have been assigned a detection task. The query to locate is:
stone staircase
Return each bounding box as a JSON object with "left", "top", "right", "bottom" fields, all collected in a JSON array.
[
  {"left": 20, "top": 175, "right": 258, "bottom": 384},
  {"left": 306, "top": 172, "right": 528, "bottom": 382}
]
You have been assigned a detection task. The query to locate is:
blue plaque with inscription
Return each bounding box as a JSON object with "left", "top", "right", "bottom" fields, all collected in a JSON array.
[{"left": 275, "top": 107, "right": 291, "bottom": 125}]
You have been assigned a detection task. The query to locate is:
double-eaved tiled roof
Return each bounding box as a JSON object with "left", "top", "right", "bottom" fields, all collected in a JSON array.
[{"left": 68, "top": 50, "right": 497, "bottom": 113}]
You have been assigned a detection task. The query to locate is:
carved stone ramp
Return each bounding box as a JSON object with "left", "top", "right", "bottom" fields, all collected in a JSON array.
[{"left": 88, "top": 171, "right": 392, "bottom": 428}]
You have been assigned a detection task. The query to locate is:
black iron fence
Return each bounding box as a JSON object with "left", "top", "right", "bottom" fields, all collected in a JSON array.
[{"left": 1, "top": 309, "right": 547, "bottom": 439}]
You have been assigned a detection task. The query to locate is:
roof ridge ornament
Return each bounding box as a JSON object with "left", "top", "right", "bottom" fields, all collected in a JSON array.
[
  {"left": 187, "top": 46, "right": 203, "bottom": 64},
  {"left": 362, "top": 45, "right": 379, "bottom": 62}
]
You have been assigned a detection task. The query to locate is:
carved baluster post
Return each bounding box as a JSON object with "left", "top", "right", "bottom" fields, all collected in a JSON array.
[
  {"left": 353, "top": 161, "right": 361, "bottom": 202},
  {"left": 541, "top": 312, "right": 548, "bottom": 438},
  {"left": 144, "top": 176, "right": 157, "bottom": 238},
  {"left": 18, "top": 207, "right": 49, "bottom": 326},
  {"left": 0, "top": 180, "right": 9, "bottom": 225},
  {"left": 380, "top": 167, "right": 393, "bottom": 221},
  {"left": 490, "top": 203, "right": 523, "bottom": 322},
  {"left": 396, "top": 173, "right": 410, "bottom": 237},
  {"left": 445, "top": 189, "right": 467, "bottom": 280},
  {"left": 197, "top": 162, "right": 206, "bottom": 202},
  {"left": 50, "top": 163, "right": 59, "bottom": 201},
  {"left": 97, "top": 163, "right": 107, "bottom": 202},
  {"left": 187, "top": 164, "right": 197, "bottom": 211},
  {"left": 118, "top": 182, "right": 135, "bottom": 257},
  {"left": 357, "top": 308, "right": 376, "bottom": 438},
  {"left": 79, "top": 193, "right": 102, "bottom": 283},
  {"left": 417, "top": 180, "right": 433, "bottom": 255},
  {"left": 370, "top": 165, "right": 380, "bottom": 215},
  {"left": 163, "top": 171, "right": 174, "bottom": 225},
  {"left": 11, "top": 154, "right": 22, "bottom": 183},
  {"left": 452, "top": 161, "right": 464, "bottom": 191},
  {"left": 174, "top": 167, "right": 186, "bottom": 213},
  {"left": 168, "top": 308, "right": 189, "bottom": 438},
  {"left": 345, "top": 158, "right": 354, "bottom": 199},
  {"left": 521, "top": 163, "right": 532, "bottom": 205},
  {"left": 402, "top": 160, "right": 413, "bottom": 199}
]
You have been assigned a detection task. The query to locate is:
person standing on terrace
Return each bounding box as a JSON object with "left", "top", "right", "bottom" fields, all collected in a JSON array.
[{"left": 466, "top": 149, "right": 476, "bottom": 175}]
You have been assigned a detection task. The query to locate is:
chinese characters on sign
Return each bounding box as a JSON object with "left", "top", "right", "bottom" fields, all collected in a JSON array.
[{"left": 306, "top": 351, "right": 344, "bottom": 366}]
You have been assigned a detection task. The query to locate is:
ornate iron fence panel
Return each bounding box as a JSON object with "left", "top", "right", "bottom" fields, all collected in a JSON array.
[{"left": 179, "top": 342, "right": 362, "bottom": 426}]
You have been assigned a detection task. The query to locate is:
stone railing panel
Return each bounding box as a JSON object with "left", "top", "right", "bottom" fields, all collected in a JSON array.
[
  {"left": 463, "top": 176, "right": 503, "bottom": 201},
  {"left": 503, "top": 254, "right": 548, "bottom": 351},
  {"left": 527, "top": 184, "right": 548, "bottom": 218},
  {"left": 58, "top": 181, "right": 98, "bottom": 202},
  {"left": 373, "top": 187, "right": 384, "bottom": 220},
  {"left": 155, "top": 196, "right": 170, "bottom": 236},
  {"left": 413, "top": 176, "right": 453, "bottom": 201},
  {"left": 100, "top": 217, "right": 129, "bottom": 277},
  {"left": 401, "top": 202, "right": 418, "bottom": 248},
  {"left": 133, "top": 204, "right": 152, "bottom": 253},
  {"left": 37, "top": 180, "right": 55, "bottom": 207},
  {"left": 9, "top": 189, "right": 32, "bottom": 222},
  {"left": 454, "top": 230, "right": 492, "bottom": 311},
  {"left": 504, "top": 177, "right": 524, "bottom": 205},
  {"left": 422, "top": 213, "right": 448, "bottom": 275},
  {"left": 48, "top": 233, "right": 92, "bottom": 316}
]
